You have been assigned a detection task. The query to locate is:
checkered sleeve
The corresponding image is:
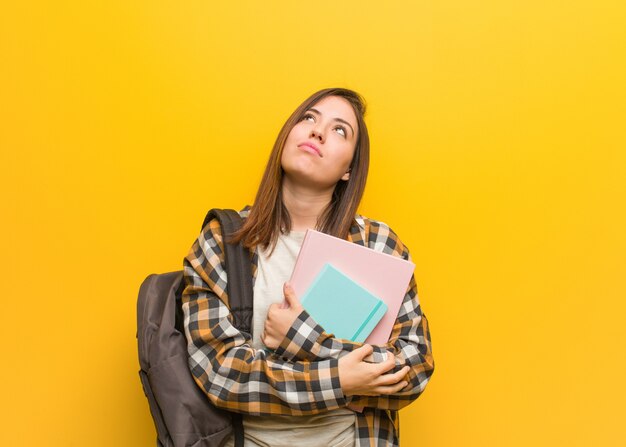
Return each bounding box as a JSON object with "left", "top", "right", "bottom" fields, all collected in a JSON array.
[
  {"left": 181, "top": 218, "right": 348, "bottom": 416},
  {"left": 273, "top": 220, "right": 435, "bottom": 410}
]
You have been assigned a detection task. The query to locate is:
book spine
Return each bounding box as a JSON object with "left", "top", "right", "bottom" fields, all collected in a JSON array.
[{"left": 351, "top": 301, "right": 383, "bottom": 342}]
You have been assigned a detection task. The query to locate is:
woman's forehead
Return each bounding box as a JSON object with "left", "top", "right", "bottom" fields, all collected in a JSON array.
[{"left": 308, "top": 96, "right": 358, "bottom": 124}]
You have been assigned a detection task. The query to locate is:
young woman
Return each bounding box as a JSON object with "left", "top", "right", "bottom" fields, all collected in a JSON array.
[{"left": 182, "top": 88, "right": 434, "bottom": 446}]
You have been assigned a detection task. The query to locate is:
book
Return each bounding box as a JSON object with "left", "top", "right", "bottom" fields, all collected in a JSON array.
[
  {"left": 290, "top": 229, "right": 416, "bottom": 345},
  {"left": 300, "top": 263, "right": 388, "bottom": 343}
]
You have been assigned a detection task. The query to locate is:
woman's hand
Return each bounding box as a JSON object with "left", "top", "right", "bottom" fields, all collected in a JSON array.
[
  {"left": 262, "top": 284, "right": 409, "bottom": 397},
  {"left": 261, "top": 282, "right": 303, "bottom": 350},
  {"left": 339, "top": 345, "right": 410, "bottom": 396}
]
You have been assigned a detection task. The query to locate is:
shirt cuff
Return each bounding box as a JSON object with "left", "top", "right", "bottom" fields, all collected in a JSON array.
[
  {"left": 308, "top": 357, "right": 349, "bottom": 412},
  {"left": 274, "top": 309, "right": 327, "bottom": 361}
]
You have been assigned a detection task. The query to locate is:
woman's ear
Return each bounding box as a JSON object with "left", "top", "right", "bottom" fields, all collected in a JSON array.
[{"left": 341, "top": 168, "right": 351, "bottom": 182}]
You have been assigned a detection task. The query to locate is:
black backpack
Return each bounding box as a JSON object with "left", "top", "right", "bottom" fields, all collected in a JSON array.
[{"left": 137, "top": 209, "right": 253, "bottom": 447}]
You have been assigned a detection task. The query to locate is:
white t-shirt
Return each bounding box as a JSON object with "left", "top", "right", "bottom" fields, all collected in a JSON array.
[{"left": 225, "top": 231, "right": 356, "bottom": 447}]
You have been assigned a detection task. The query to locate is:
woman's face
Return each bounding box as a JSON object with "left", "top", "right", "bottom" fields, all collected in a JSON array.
[{"left": 281, "top": 95, "right": 358, "bottom": 190}]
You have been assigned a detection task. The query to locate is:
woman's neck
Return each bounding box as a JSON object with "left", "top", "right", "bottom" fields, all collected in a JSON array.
[{"left": 281, "top": 177, "right": 333, "bottom": 232}]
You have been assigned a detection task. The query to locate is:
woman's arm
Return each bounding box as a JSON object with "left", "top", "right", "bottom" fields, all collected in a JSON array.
[
  {"left": 183, "top": 279, "right": 347, "bottom": 416},
  {"left": 271, "top": 225, "right": 435, "bottom": 411},
  {"left": 182, "top": 218, "right": 407, "bottom": 416},
  {"left": 182, "top": 218, "right": 348, "bottom": 416}
]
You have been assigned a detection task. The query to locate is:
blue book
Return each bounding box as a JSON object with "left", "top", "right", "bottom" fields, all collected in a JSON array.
[{"left": 300, "top": 263, "right": 388, "bottom": 343}]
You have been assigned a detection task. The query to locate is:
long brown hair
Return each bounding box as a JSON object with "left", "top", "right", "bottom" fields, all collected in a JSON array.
[{"left": 230, "top": 87, "right": 370, "bottom": 255}]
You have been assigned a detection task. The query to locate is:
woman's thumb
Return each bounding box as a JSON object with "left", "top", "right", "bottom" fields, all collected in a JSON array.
[
  {"left": 283, "top": 282, "right": 301, "bottom": 308},
  {"left": 355, "top": 344, "right": 374, "bottom": 360}
]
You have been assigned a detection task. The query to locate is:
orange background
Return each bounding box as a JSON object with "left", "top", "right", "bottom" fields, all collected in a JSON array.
[{"left": 1, "top": 1, "right": 625, "bottom": 445}]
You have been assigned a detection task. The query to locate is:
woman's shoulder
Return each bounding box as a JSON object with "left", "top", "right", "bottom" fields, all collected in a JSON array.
[
  {"left": 193, "top": 206, "right": 251, "bottom": 257},
  {"left": 200, "top": 206, "right": 251, "bottom": 234},
  {"left": 353, "top": 213, "right": 410, "bottom": 260},
  {"left": 239, "top": 205, "right": 252, "bottom": 219}
]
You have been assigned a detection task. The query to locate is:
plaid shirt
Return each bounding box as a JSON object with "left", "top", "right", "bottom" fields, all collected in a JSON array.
[{"left": 182, "top": 206, "right": 434, "bottom": 446}]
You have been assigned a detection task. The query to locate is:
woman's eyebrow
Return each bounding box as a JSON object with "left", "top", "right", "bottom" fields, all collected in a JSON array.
[{"left": 308, "top": 108, "right": 355, "bottom": 137}]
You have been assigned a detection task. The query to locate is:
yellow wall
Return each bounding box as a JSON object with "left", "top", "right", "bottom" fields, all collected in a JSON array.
[{"left": 2, "top": 1, "right": 625, "bottom": 445}]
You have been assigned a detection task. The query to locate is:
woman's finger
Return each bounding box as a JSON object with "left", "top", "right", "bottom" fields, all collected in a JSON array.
[
  {"left": 373, "top": 381, "right": 409, "bottom": 396},
  {"left": 355, "top": 344, "right": 374, "bottom": 361},
  {"left": 358, "top": 382, "right": 407, "bottom": 396},
  {"left": 374, "top": 366, "right": 410, "bottom": 386},
  {"left": 373, "top": 351, "right": 397, "bottom": 375},
  {"left": 266, "top": 303, "right": 278, "bottom": 319}
]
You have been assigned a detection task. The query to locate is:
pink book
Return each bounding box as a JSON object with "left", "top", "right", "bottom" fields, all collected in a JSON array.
[{"left": 289, "top": 229, "right": 416, "bottom": 345}]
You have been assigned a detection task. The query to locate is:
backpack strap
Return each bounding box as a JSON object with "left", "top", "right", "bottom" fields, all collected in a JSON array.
[
  {"left": 202, "top": 209, "right": 254, "bottom": 337},
  {"left": 202, "top": 209, "right": 251, "bottom": 447}
]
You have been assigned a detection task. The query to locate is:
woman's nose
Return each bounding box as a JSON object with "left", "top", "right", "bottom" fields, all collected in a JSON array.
[{"left": 310, "top": 127, "right": 324, "bottom": 142}]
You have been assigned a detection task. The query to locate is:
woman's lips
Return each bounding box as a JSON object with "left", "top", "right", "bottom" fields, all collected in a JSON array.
[{"left": 298, "top": 142, "right": 323, "bottom": 157}]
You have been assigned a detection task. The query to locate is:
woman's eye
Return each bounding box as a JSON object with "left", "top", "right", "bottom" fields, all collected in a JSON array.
[
  {"left": 302, "top": 114, "right": 315, "bottom": 122},
  {"left": 335, "top": 126, "right": 346, "bottom": 137}
]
